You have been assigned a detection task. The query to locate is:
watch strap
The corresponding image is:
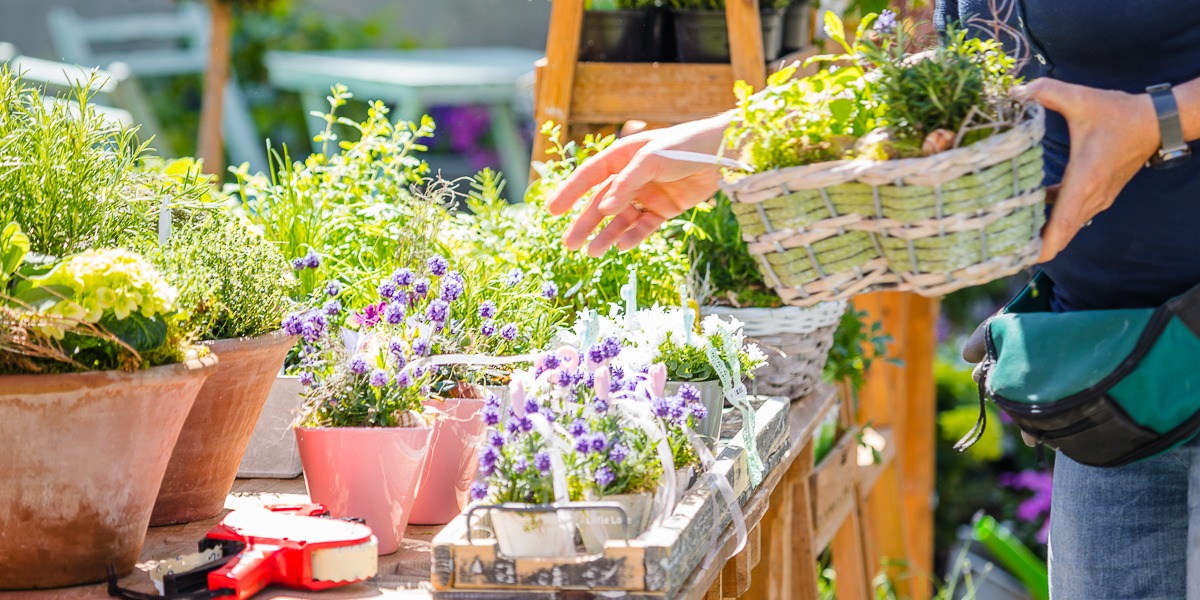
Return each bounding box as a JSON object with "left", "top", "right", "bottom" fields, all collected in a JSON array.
[{"left": 1148, "top": 83, "right": 1190, "bottom": 162}]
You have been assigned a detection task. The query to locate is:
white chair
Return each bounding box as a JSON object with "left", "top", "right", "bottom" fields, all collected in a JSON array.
[{"left": 46, "top": 3, "right": 266, "bottom": 172}]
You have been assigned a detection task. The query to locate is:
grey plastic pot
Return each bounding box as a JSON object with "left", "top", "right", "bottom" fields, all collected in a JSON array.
[
  {"left": 782, "top": 0, "right": 813, "bottom": 52},
  {"left": 672, "top": 8, "right": 786, "bottom": 63},
  {"left": 580, "top": 8, "right": 666, "bottom": 62}
]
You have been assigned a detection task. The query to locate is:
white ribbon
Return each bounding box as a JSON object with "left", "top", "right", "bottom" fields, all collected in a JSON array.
[
  {"left": 685, "top": 427, "right": 748, "bottom": 569},
  {"left": 704, "top": 332, "right": 764, "bottom": 486}
]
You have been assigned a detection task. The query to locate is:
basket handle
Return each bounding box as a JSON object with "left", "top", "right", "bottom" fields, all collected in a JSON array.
[{"left": 650, "top": 150, "right": 752, "bottom": 172}]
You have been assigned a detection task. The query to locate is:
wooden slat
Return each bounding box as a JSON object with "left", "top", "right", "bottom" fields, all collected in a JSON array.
[
  {"left": 809, "top": 429, "right": 860, "bottom": 552},
  {"left": 830, "top": 502, "right": 871, "bottom": 600},
  {"left": 719, "top": 540, "right": 752, "bottom": 598},
  {"left": 788, "top": 444, "right": 821, "bottom": 599},
  {"left": 900, "top": 295, "right": 939, "bottom": 600},
  {"left": 725, "top": 0, "right": 767, "bottom": 89},
  {"left": 530, "top": 0, "right": 584, "bottom": 164},
  {"left": 569, "top": 62, "right": 736, "bottom": 125}
]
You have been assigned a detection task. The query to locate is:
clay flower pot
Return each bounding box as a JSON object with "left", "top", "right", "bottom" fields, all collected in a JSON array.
[
  {"left": 0, "top": 355, "right": 218, "bottom": 589},
  {"left": 151, "top": 330, "right": 296, "bottom": 525},
  {"left": 296, "top": 425, "right": 434, "bottom": 555},
  {"left": 409, "top": 396, "right": 487, "bottom": 525}
]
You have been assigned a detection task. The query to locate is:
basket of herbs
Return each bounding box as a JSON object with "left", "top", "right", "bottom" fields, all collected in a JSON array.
[{"left": 720, "top": 10, "right": 1045, "bottom": 307}]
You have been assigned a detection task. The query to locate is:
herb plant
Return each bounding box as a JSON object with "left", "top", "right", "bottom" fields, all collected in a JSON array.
[
  {"left": 449, "top": 126, "right": 688, "bottom": 317},
  {"left": 684, "top": 194, "right": 781, "bottom": 308}
]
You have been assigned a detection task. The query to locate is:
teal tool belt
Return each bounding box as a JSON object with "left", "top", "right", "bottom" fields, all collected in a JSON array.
[{"left": 961, "top": 272, "right": 1200, "bottom": 467}]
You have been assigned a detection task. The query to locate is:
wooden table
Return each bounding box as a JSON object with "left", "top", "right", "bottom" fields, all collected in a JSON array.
[
  {"left": 264, "top": 48, "right": 542, "bottom": 197},
  {"left": 8, "top": 386, "right": 862, "bottom": 599}
]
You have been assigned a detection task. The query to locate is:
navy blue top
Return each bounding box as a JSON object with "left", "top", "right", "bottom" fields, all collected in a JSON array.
[{"left": 936, "top": 0, "right": 1200, "bottom": 311}]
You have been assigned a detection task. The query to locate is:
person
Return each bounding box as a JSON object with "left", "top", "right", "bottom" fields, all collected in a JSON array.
[{"left": 546, "top": 2, "right": 1200, "bottom": 597}]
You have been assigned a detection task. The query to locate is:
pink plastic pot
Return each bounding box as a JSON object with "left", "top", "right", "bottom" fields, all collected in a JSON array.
[
  {"left": 295, "top": 425, "right": 433, "bottom": 555},
  {"left": 409, "top": 396, "right": 487, "bottom": 525}
]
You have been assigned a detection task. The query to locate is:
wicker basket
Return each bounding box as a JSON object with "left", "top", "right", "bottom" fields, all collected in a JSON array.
[
  {"left": 701, "top": 300, "right": 846, "bottom": 400},
  {"left": 722, "top": 104, "right": 1046, "bottom": 307}
]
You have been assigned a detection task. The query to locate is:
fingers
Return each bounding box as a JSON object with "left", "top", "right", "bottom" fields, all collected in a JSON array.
[
  {"left": 1014, "top": 78, "right": 1079, "bottom": 114},
  {"left": 616, "top": 212, "right": 668, "bottom": 252},
  {"left": 562, "top": 177, "right": 615, "bottom": 251},
  {"left": 598, "top": 153, "right": 662, "bottom": 215},
  {"left": 586, "top": 206, "right": 644, "bottom": 257},
  {"left": 546, "top": 136, "right": 647, "bottom": 216}
]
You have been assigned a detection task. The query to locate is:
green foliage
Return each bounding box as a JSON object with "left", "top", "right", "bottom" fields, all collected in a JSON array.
[
  {"left": 0, "top": 222, "right": 29, "bottom": 289},
  {"left": 231, "top": 85, "right": 442, "bottom": 307},
  {"left": 668, "top": 0, "right": 792, "bottom": 9},
  {"left": 822, "top": 306, "right": 893, "bottom": 393},
  {"left": 0, "top": 68, "right": 209, "bottom": 257},
  {"left": 684, "top": 194, "right": 781, "bottom": 307},
  {"left": 449, "top": 127, "right": 688, "bottom": 318},
  {"left": 136, "top": 211, "right": 296, "bottom": 341}
]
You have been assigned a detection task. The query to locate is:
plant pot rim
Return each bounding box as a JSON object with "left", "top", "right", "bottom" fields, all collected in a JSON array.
[
  {"left": 671, "top": 7, "right": 786, "bottom": 14},
  {"left": 0, "top": 353, "right": 219, "bottom": 390},
  {"left": 201, "top": 329, "right": 297, "bottom": 353},
  {"left": 296, "top": 424, "right": 432, "bottom": 433}
]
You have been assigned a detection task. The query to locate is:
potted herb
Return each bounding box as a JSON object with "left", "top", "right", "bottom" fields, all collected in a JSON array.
[
  {"left": 290, "top": 293, "right": 436, "bottom": 556},
  {"left": 231, "top": 86, "right": 439, "bottom": 478},
  {"left": 720, "top": 11, "right": 1044, "bottom": 303},
  {"left": 686, "top": 194, "right": 846, "bottom": 400},
  {"left": 0, "top": 228, "right": 217, "bottom": 589},
  {"left": 668, "top": 0, "right": 790, "bottom": 63},
  {"left": 580, "top": 0, "right": 668, "bottom": 63},
  {"left": 136, "top": 205, "right": 298, "bottom": 526}
]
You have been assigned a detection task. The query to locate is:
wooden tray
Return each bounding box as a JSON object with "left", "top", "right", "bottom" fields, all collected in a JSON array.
[{"left": 430, "top": 396, "right": 792, "bottom": 595}]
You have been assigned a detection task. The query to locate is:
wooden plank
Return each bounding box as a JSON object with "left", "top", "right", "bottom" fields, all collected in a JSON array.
[
  {"left": 725, "top": 0, "right": 767, "bottom": 89},
  {"left": 788, "top": 444, "right": 821, "bottom": 599},
  {"left": 809, "top": 429, "right": 860, "bottom": 552},
  {"left": 530, "top": 0, "right": 584, "bottom": 164},
  {"left": 744, "top": 454, "right": 795, "bottom": 600},
  {"left": 705, "top": 578, "right": 723, "bottom": 600},
  {"left": 900, "top": 295, "right": 939, "bottom": 600},
  {"left": 829, "top": 502, "right": 871, "bottom": 600},
  {"left": 748, "top": 524, "right": 762, "bottom": 569},
  {"left": 570, "top": 62, "right": 736, "bottom": 125},
  {"left": 719, "top": 542, "right": 752, "bottom": 598}
]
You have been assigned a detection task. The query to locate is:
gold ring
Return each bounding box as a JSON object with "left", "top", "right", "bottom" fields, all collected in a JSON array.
[{"left": 631, "top": 200, "right": 647, "bottom": 213}]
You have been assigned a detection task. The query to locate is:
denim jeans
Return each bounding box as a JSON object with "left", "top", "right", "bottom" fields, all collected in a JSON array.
[{"left": 1050, "top": 436, "right": 1200, "bottom": 599}]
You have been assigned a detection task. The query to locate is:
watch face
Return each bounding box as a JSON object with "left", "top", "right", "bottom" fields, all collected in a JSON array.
[{"left": 1151, "top": 148, "right": 1192, "bottom": 169}]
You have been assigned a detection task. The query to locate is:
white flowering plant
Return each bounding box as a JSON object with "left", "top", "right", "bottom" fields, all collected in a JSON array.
[
  {"left": 559, "top": 305, "right": 767, "bottom": 383},
  {"left": 471, "top": 344, "right": 709, "bottom": 505}
]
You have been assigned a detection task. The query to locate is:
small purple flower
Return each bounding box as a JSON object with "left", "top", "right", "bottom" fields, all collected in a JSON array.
[
  {"left": 557, "top": 370, "right": 573, "bottom": 387},
  {"left": 513, "top": 457, "right": 528, "bottom": 474},
  {"left": 349, "top": 355, "right": 370, "bottom": 375},
  {"left": 426, "top": 299, "right": 450, "bottom": 323},
  {"left": 427, "top": 255, "right": 450, "bottom": 277},
  {"left": 378, "top": 279, "right": 398, "bottom": 301},
  {"left": 388, "top": 339, "right": 406, "bottom": 358},
  {"left": 369, "top": 369, "right": 389, "bottom": 388},
  {"left": 567, "top": 419, "right": 588, "bottom": 438},
  {"left": 323, "top": 299, "right": 342, "bottom": 316},
  {"left": 609, "top": 443, "right": 629, "bottom": 465},
  {"left": 652, "top": 397, "right": 671, "bottom": 418},
  {"left": 523, "top": 397, "right": 540, "bottom": 415},
  {"left": 487, "top": 430, "right": 505, "bottom": 448},
  {"left": 541, "top": 281, "right": 558, "bottom": 299},
  {"left": 669, "top": 397, "right": 687, "bottom": 423},
  {"left": 291, "top": 257, "right": 306, "bottom": 271},
  {"left": 325, "top": 281, "right": 342, "bottom": 297},
  {"left": 874, "top": 9, "right": 897, "bottom": 35},
  {"left": 282, "top": 312, "right": 304, "bottom": 336},
  {"left": 300, "top": 316, "right": 325, "bottom": 343},
  {"left": 303, "top": 249, "right": 320, "bottom": 269},
  {"left": 393, "top": 268, "right": 416, "bottom": 288},
  {"left": 518, "top": 416, "right": 534, "bottom": 433},
  {"left": 469, "top": 482, "right": 489, "bottom": 501},
  {"left": 298, "top": 371, "right": 316, "bottom": 387},
  {"left": 593, "top": 398, "right": 609, "bottom": 413},
  {"left": 499, "top": 323, "right": 518, "bottom": 341},
  {"left": 595, "top": 465, "right": 615, "bottom": 488},
  {"left": 609, "top": 365, "right": 625, "bottom": 381},
  {"left": 590, "top": 432, "right": 608, "bottom": 453},
  {"left": 479, "top": 301, "right": 498, "bottom": 319},
  {"left": 479, "top": 445, "right": 500, "bottom": 469},
  {"left": 441, "top": 276, "right": 464, "bottom": 302},
  {"left": 691, "top": 403, "right": 708, "bottom": 422},
  {"left": 575, "top": 436, "right": 592, "bottom": 454},
  {"left": 480, "top": 320, "right": 497, "bottom": 337},
  {"left": 601, "top": 337, "right": 622, "bottom": 359},
  {"left": 485, "top": 392, "right": 501, "bottom": 409},
  {"left": 413, "top": 278, "right": 431, "bottom": 298},
  {"left": 534, "top": 452, "right": 552, "bottom": 473},
  {"left": 543, "top": 354, "right": 561, "bottom": 370},
  {"left": 586, "top": 344, "right": 606, "bottom": 366},
  {"left": 679, "top": 384, "right": 701, "bottom": 403},
  {"left": 384, "top": 301, "right": 406, "bottom": 324},
  {"left": 413, "top": 337, "right": 430, "bottom": 356},
  {"left": 395, "top": 371, "right": 413, "bottom": 388},
  {"left": 482, "top": 405, "right": 501, "bottom": 426},
  {"left": 505, "top": 268, "right": 524, "bottom": 287}
]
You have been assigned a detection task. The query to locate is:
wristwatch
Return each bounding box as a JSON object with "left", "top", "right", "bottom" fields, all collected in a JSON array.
[{"left": 1146, "top": 83, "right": 1192, "bottom": 169}]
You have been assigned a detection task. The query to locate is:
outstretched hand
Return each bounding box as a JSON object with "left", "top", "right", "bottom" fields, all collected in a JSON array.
[
  {"left": 546, "top": 115, "right": 731, "bottom": 257},
  {"left": 1016, "top": 78, "right": 1161, "bottom": 263}
]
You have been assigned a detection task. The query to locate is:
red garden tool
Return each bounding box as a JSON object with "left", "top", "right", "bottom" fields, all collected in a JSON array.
[{"left": 107, "top": 504, "right": 377, "bottom": 599}]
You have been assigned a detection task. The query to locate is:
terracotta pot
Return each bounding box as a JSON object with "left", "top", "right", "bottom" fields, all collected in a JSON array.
[
  {"left": 0, "top": 356, "right": 218, "bottom": 589},
  {"left": 296, "top": 425, "right": 433, "bottom": 555},
  {"left": 236, "top": 375, "right": 304, "bottom": 478},
  {"left": 409, "top": 396, "right": 487, "bottom": 525},
  {"left": 152, "top": 330, "right": 297, "bottom": 525}
]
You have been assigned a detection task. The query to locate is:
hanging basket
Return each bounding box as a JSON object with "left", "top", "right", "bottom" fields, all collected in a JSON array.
[
  {"left": 722, "top": 104, "right": 1046, "bottom": 307},
  {"left": 702, "top": 300, "right": 846, "bottom": 400}
]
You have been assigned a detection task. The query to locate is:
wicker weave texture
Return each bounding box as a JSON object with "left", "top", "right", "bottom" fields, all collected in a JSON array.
[{"left": 723, "top": 105, "right": 1047, "bottom": 307}]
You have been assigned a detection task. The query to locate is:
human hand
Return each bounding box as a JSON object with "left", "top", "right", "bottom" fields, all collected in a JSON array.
[
  {"left": 546, "top": 115, "right": 730, "bottom": 257},
  {"left": 1015, "top": 79, "right": 1160, "bottom": 263}
]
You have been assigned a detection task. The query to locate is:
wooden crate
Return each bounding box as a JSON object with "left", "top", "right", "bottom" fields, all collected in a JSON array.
[
  {"left": 810, "top": 427, "right": 863, "bottom": 552},
  {"left": 431, "top": 396, "right": 792, "bottom": 596}
]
